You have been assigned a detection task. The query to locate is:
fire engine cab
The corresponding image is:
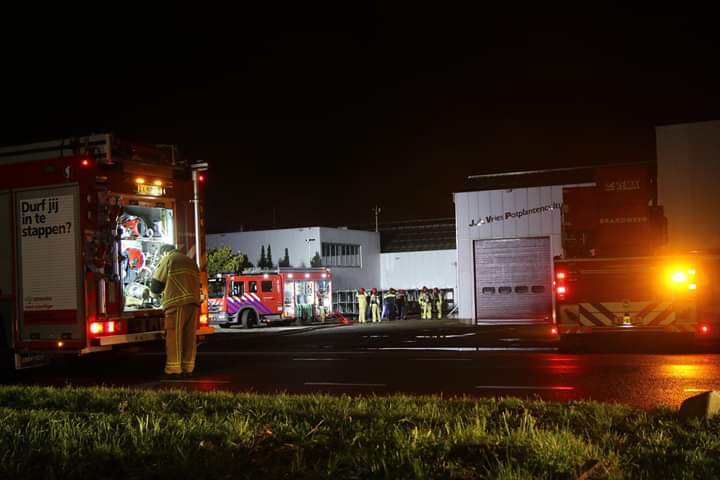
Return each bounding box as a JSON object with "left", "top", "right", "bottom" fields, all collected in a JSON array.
[
  {"left": 0, "top": 134, "right": 213, "bottom": 372},
  {"left": 209, "top": 268, "right": 335, "bottom": 327}
]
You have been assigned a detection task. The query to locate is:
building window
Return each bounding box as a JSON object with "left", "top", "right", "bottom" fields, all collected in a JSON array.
[{"left": 321, "top": 242, "right": 361, "bottom": 267}]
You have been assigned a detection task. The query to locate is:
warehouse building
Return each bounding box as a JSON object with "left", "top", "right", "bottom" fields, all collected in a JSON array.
[{"left": 453, "top": 170, "right": 593, "bottom": 324}]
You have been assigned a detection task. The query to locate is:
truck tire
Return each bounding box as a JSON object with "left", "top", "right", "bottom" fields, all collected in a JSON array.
[{"left": 241, "top": 309, "right": 258, "bottom": 329}]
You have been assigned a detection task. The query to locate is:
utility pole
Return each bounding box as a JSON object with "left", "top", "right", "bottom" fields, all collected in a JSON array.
[{"left": 373, "top": 205, "right": 381, "bottom": 232}]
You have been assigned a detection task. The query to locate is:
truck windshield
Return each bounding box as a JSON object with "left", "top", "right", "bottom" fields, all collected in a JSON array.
[{"left": 208, "top": 279, "right": 226, "bottom": 299}]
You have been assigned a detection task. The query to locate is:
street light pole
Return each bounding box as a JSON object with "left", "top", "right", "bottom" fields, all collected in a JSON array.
[
  {"left": 373, "top": 205, "right": 381, "bottom": 232},
  {"left": 305, "top": 238, "right": 316, "bottom": 266}
]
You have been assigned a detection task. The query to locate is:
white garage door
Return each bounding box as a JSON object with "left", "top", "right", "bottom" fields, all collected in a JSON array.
[{"left": 474, "top": 237, "right": 552, "bottom": 323}]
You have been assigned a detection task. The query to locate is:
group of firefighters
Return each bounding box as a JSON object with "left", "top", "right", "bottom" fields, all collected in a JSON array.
[{"left": 356, "top": 287, "right": 445, "bottom": 323}]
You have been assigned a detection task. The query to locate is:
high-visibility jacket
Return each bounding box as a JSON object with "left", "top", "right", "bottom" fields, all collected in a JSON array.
[
  {"left": 151, "top": 251, "right": 201, "bottom": 309},
  {"left": 357, "top": 292, "right": 368, "bottom": 309}
]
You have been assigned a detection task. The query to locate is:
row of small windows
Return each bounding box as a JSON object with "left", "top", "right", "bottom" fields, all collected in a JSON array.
[
  {"left": 321, "top": 242, "right": 361, "bottom": 267},
  {"left": 231, "top": 280, "right": 273, "bottom": 296},
  {"left": 481, "top": 285, "right": 546, "bottom": 295}
]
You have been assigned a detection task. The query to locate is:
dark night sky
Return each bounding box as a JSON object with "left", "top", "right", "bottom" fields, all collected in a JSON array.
[{"left": 2, "top": 5, "right": 719, "bottom": 233}]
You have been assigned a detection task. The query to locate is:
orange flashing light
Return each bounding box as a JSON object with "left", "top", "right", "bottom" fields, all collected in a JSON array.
[
  {"left": 106, "top": 321, "right": 116, "bottom": 334},
  {"left": 199, "top": 314, "right": 208, "bottom": 325},
  {"left": 57, "top": 341, "right": 64, "bottom": 348},
  {"left": 135, "top": 177, "right": 145, "bottom": 184}
]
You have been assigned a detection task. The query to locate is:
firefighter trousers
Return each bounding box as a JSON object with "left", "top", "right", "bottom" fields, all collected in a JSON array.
[
  {"left": 371, "top": 304, "right": 380, "bottom": 323},
  {"left": 164, "top": 303, "right": 198, "bottom": 375},
  {"left": 436, "top": 301, "right": 443, "bottom": 319},
  {"left": 358, "top": 305, "right": 367, "bottom": 323}
]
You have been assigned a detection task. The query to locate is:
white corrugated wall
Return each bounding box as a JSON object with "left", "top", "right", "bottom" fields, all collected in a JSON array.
[{"left": 454, "top": 186, "right": 576, "bottom": 322}]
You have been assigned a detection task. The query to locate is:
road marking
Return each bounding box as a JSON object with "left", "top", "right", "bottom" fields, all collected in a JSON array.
[
  {"left": 305, "top": 382, "right": 386, "bottom": 387},
  {"left": 475, "top": 385, "right": 575, "bottom": 391},
  {"left": 375, "top": 347, "right": 557, "bottom": 352},
  {"left": 160, "top": 379, "right": 231, "bottom": 384},
  {"left": 413, "top": 358, "right": 472, "bottom": 361},
  {"left": 293, "top": 358, "right": 346, "bottom": 361}
]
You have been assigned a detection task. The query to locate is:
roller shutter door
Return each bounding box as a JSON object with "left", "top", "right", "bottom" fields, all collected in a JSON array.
[{"left": 474, "top": 237, "right": 552, "bottom": 323}]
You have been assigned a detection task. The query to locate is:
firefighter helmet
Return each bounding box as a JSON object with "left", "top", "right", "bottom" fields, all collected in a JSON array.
[
  {"left": 358, "top": 287, "right": 366, "bottom": 294},
  {"left": 433, "top": 287, "right": 439, "bottom": 292},
  {"left": 371, "top": 288, "right": 377, "bottom": 293}
]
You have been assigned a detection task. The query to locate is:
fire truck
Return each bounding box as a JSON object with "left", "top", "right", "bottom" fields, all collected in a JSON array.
[
  {"left": 0, "top": 134, "right": 213, "bottom": 372},
  {"left": 208, "top": 268, "right": 338, "bottom": 327},
  {"left": 554, "top": 163, "right": 719, "bottom": 345}
]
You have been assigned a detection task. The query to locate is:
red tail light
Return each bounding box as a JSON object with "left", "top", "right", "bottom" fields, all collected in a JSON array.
[
  {"left": 550, "top": 327, "right": 558, "bottom": 336},
  {"left": 556, "top": 272, "right": 566, "bottom": 280},
  {"left": 80, "top": 158, "right": 91, "bottom": 167},
  {"left": 698, "top": 324, "right": 711, "bottom": 335}
]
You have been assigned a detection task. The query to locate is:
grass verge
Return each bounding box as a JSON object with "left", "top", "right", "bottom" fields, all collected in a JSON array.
[{"left": 0, "top": 386, "right": 719, "bottom": 479}]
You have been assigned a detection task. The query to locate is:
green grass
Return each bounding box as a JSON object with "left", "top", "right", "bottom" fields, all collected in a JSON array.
[{"left": 0, "top": 386, "right": 719, "bottom": 479}]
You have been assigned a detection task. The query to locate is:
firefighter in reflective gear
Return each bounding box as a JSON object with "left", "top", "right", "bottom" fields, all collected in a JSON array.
[
  {"left": 433, "top": 287, "right": 444, "bottom": 319},
  {"left": 418, "top": 287, "right": 432, "bottom": 319},
  {"left": 382, "top": 288, "right": 397, "bottom": 320},
  {"left": 370, "top": 288, "right": 381, "bottom": 323},
  {"left": 151, "top": 244, "right": 201, "bottom": 377},
  {"left": 396, "top": 289, "right": 408, "bottom": 319},
  {"left": 357, "top": 288, "right": 367, "bottom": 324}
]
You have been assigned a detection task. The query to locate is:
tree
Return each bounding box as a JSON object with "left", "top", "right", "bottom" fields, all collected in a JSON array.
[
  {"left": 279, "top": 248, "right": 291, "bottom": 267},
  {"left": 258, "top": 245, "right": 267, "bottom": 269},
  {"left": 207, "top": 246, "right": 248, "bottom": 277},
  {"left": 266, "top": 244, "right": 274, "bottom": 269},
  {"left": 310, "top": 251, "right": 322, "bottom": 267}
]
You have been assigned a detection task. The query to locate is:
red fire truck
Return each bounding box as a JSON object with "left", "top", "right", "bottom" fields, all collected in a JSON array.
[
  {"left": 208, "top": 268, "right": 338, "bottom": 327},
  {"left": 555, "top": 163, "right": 719, "bottom": 345},
  {"left": 0, "top": 134, "right": 213, "bottom": 372}
]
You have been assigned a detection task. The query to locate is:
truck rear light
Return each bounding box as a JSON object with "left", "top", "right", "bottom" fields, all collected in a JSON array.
[
  {"left": 90, "top": 322, "right": 103, "bottom": 335},
  {"left": 556, "top": 272, "right": 566, "bottom": 280},
  {"left": 80, "top": 158, "right": 91, "bottom": 167},
  {"left": 688, "top": 283, "right": 697, "bottom": 290},
  {"left": 557, "top": 286, "right": 567, "bottom": 295},
  {"left": 550, "top": 327, "right": 558, "bottom": 336},
  {"left": 199, "top": 314, "right": 208, "bottom": 325},
  {"left": 106, "top": 321, "right": 116, "bottom": 333},
  {"left": 698, "top": 324, "right": 711, "bottom": 335}
]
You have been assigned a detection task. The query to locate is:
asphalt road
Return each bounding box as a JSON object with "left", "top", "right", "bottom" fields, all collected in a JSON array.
[{"left": 9, "top": 320, "right": 720, "bottom": 410}]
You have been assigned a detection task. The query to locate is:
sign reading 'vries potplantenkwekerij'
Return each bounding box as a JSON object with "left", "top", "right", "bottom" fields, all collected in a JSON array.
[{"left": 468, "top": 202, "right": 562, "bottom": 227}]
